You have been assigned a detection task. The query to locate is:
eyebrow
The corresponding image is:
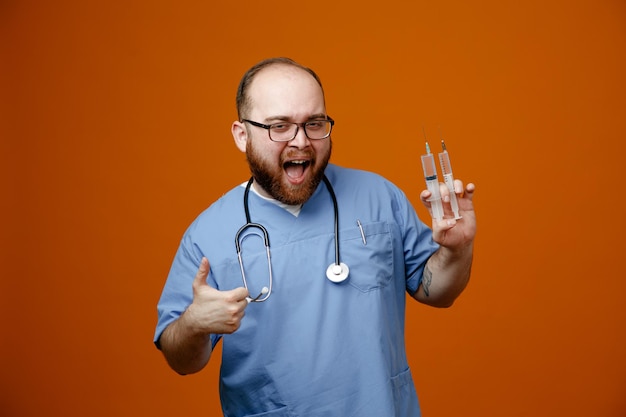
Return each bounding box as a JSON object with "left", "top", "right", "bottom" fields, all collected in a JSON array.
[{"left": 264, "top": 113, "right": 327, "bottom": 123}]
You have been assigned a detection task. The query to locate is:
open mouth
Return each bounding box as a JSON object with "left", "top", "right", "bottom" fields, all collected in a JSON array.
[{"left": 284, "top": 159, "right": 311, "bottom": 182}]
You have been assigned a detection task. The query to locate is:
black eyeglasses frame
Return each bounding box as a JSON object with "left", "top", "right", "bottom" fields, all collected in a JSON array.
[{"left": 241, "top": 117, "right": 334, "bottom": 142}]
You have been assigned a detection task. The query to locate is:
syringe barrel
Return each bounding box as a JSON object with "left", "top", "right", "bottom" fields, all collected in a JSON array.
[
  {"left": 439, "top": 151, "right": 462, "bottom": 219},
  {"left": 421, "top": 153, "right": 438, "bottom": 180},
  {"left": 438, "top": 151, "right": 453, "bottom": 176},
  {"left": 421, "top": 152, "right": 444, "bottom": 221}
]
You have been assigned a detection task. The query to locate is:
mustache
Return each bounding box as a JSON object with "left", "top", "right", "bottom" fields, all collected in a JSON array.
[{"left": 281, "top": 149, "right": 315, "bottom": 162}]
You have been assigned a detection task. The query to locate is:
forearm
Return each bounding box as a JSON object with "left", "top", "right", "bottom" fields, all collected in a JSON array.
[
  {"left": 414, "top": 243, "right": 473, "bottom": 307},
  {"left": 158, "top": 307, "right": 213, "bottom": 375}
]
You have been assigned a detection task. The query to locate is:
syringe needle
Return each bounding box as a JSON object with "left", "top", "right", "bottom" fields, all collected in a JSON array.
[
  {"left": 438, "top": 125, "right": 447, "bottom": 151},
  {"left": 423, "top": 127, "right": 433, "bottom": 155}
]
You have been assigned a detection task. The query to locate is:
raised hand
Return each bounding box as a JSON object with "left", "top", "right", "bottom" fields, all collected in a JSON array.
[
  {"left": 421, "top": 179, "right": 476, "bottom": 250},
  {"left": 186, "top": 257, "right": 250, "bottom": 335}
]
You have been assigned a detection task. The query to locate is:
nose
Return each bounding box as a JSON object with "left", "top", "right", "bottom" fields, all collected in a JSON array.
[{"left": 288, "top": 125, "right": 311, "bottom": 149}]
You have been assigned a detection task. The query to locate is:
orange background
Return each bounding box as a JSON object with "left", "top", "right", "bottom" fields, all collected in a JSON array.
[{"left": 2, "top": 1, "right": 625, "bottom": 416}]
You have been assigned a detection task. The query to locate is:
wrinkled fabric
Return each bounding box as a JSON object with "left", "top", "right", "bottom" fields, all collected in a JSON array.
[{"left": 155, "top": 164, "right": 438, "bottom": 417}]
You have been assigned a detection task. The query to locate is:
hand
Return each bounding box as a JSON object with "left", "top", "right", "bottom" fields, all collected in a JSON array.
[
  {"left": 185, "top": 257, "right": 249, "bottom": 335},
  {"left": 420, "top": 179, "right": 476, "bottom": 251}
]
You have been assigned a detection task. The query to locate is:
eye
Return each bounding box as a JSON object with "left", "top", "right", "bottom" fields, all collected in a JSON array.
[
  {"left": 306, "top": 121, "right": 324, "bottom": 130},
  {"left": 270, "top": 123, "right": 291, "bottom": 132}
]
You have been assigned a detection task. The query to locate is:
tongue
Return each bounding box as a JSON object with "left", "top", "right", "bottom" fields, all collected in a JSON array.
[{"left": 285, "top": 163, "right": 305, "bottom": 179}]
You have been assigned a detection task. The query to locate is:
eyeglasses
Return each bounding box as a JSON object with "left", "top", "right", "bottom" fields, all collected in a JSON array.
[{"left": 242, "top": 117, "right": 334, "bottom": 142}]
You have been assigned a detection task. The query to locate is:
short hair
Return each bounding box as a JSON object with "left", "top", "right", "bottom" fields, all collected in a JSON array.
[{"left": 236, "top": 57, "right": 325, "bottom": 120}]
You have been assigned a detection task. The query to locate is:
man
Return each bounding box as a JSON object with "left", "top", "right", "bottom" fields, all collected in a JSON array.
[{"left": 154, "top": 57, "right": 476, "bottom": 416}]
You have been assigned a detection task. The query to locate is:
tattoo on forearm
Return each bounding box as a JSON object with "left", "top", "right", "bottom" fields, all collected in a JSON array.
[{"left": 422, "top": 266, "right": 432, "bottom": 297}]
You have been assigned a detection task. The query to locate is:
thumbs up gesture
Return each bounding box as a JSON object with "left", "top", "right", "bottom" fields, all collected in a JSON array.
[{"left": 186, "top": 257, "right": 250, "bottom": 335}]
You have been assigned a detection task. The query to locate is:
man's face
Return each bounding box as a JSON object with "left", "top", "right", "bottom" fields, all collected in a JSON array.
[{"left": 233, "top": 65, "right": 332, "bottom": 205}]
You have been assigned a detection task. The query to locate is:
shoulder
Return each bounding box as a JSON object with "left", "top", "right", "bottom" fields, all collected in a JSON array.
[
  {"left": 185, "top": 183, "right": 246, "bottom": 236},
  {"left": 325, "top": 163, "right": 389, "bottom": 184},
  {"left": 325, "top": 163, "right": 405, "bottom": 197}
]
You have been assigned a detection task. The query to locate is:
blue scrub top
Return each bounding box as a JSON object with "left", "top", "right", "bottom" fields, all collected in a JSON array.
[{"left": 155, "top": 164, "right": 438, "bottom": 417}]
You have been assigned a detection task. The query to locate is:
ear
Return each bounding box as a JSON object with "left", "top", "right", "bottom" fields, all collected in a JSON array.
[{"left": 231, "top": 121, "right": 248, "bottom": 153}]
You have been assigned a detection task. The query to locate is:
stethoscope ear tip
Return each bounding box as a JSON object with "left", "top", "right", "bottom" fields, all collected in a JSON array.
[{"left": 326, "top": 262, "right": 349, "bottom": 283}]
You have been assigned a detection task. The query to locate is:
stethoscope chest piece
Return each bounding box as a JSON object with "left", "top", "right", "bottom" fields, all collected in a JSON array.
[{"left": 326, "top": 262, "right": 350, "bottom": 283}]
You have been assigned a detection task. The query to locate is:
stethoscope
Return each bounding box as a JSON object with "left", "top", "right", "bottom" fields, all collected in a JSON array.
[{"left": 235, "top": 176, "right": 349, "bottom": 302}]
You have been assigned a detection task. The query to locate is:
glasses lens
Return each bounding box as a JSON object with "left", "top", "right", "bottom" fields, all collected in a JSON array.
[
  {"left": 305, "top": 120, "right": 332, "bottom": 139},
  {"left": 269, "top": 123, "right": 298, "bottom": 141}
]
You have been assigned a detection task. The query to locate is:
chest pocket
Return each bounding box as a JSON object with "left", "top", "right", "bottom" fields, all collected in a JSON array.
[{"left": 340, "top": 221, "right": 394, "bottom": 292}]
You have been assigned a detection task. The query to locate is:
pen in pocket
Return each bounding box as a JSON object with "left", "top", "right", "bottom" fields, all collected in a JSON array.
[{"left": 356, "top": 220, "right": 367, "bottom": 245}]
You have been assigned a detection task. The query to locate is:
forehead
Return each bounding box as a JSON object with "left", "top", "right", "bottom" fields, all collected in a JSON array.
[{"left": 247, "top": 64, "right": 326, "bottom": 119}]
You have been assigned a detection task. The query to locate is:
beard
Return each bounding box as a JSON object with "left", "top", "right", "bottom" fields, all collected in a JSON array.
[{"left": 246, "top": 139, "right": 331, "bottom": 205}]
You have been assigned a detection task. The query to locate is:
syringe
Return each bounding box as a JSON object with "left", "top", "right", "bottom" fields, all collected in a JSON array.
[
  {"left": 420, "top": 142, "right": 444, "bottom": 221},
  {"left": 438, "top": 140, "right": 462, "bottom": 219}
]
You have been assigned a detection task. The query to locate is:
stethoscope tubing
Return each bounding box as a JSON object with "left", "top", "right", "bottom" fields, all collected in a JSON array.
[
  {"left": 236, "top": 175, "right": 345, "bottom": 302},
  {"left": 322, "top": 176, "right": 341, "bottom": 268}
]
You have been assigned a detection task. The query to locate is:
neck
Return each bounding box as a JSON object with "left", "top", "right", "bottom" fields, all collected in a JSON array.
[{"left": 251, "top": 180, "right": 272, "bottom": 199}]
